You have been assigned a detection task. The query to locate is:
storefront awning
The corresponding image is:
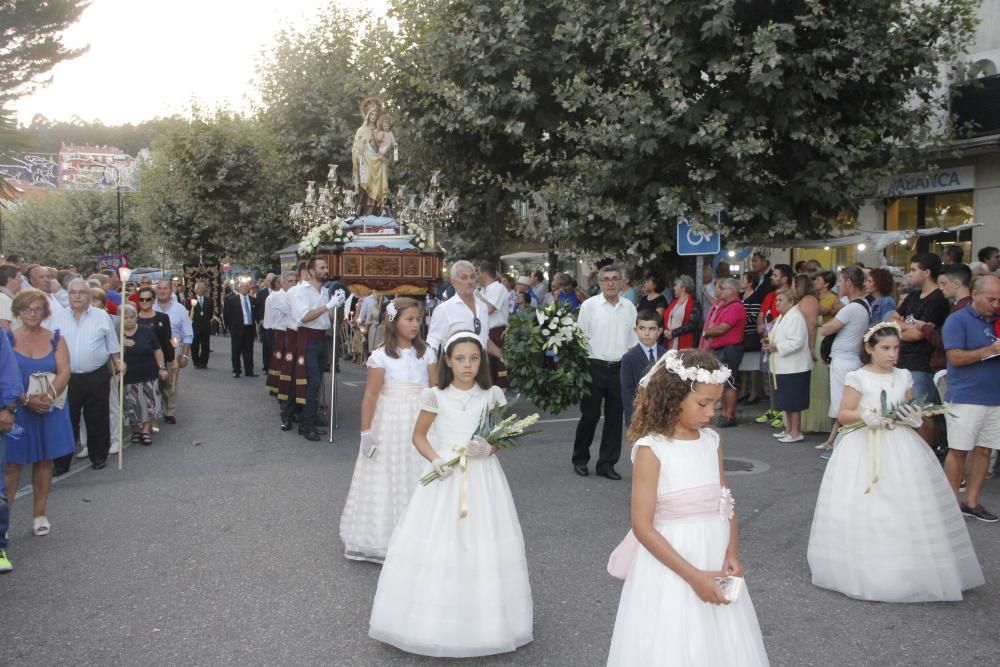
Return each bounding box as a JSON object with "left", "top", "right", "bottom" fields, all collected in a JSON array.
[{"left": 760, "top": 222, "right": 981, "bottom": 252}]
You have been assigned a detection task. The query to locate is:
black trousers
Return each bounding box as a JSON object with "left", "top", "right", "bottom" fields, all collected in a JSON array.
[
  {"left": 191, "top": 329, "right": 211, "bottom": 367},
  {"left": 230, "top": 327, "right": 255, "bottom": 374},
  {"left": 54, "top": 366, "right": 112, "bottom": 470},
  {"left": 261, "top": 328, "right": 272, "bottom": 372},
  {"left": 572, "top": 359, "right": 623, "bottom": 472}
]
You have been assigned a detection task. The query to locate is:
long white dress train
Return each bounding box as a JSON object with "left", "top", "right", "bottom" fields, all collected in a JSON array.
[
  {"left": 368, "top": 385, "right": 533, "bottom": 657},
  {"left": 807, "top": 367, "right": 984, "bottom": 602}
]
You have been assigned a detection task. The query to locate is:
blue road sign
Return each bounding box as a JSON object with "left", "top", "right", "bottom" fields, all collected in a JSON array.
[{"left": 676, "top": 217, "right": 721, "bottom": 256}]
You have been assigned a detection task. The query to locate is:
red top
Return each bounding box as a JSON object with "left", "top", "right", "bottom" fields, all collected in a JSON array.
[{"left": 701, "top": 299, "right": 746, "bottom": 350}]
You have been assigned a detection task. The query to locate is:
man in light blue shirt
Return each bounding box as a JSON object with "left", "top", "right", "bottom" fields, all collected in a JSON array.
[{"left": 154, "top": 279, "right": 193, "bottom": 424}]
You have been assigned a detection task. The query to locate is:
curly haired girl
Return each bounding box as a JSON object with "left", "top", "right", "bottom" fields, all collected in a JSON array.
[{"left": 607, "top": 349, "right": 768, "bottom": 665}]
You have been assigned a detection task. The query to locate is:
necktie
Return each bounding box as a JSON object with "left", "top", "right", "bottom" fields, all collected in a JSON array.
[
  {"left": 648, "top": 348, "right": 655, "bottom": 363},
  {"left": 242, "top": 295, "right": 251, "bottom": 325},
  {"left": 198, "top": 296, "right": 203, "bottom": 308}
]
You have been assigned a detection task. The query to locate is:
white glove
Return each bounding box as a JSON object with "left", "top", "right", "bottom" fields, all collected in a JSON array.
[
  {"left": 360, "top": 430, "right": 378, "bottom": 458},
  {"left": 464, "top": 435, "right": 492, "bottom": 458},
  {"left": 897, "top": 404, "right": 924, "bottom": 428},
  {"left": 326, "top": 290, "right": 346, "bottom": 311},
  {"left": 431, "top": 457, "right": 454, "bottom": 479},
  {"left": 861, "top": 409, "right": 887, "bottom": 430}
]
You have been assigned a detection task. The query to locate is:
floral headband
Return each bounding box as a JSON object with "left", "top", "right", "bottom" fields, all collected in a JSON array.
[
  {"left": 386, "top": 302, "right": 398, "bottom": 322},
  {"left": 638, "top": 349, "right": 732, "bottom": 390},
  {"left": 863, "top": 321, "right": 901, "bottom": 344}
]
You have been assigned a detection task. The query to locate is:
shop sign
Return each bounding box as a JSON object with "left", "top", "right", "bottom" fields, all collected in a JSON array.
[{"left": 877, "top": 166, "right": 975, "bottom": 197}]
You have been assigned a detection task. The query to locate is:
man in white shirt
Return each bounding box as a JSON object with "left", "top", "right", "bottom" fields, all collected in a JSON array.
[
  {"left": 426, "top": 260, "right": 492, "bottom": 384},
  {"left": 287, "top": 258, "right": 343, "bottom": 441},
  {"left": 25, "top": 264, "right": 64, "bottom": 329},
  {"left": 0, "top": 264, "right": 22, "bottom": 331},
  {"left": 51, "top": 278, "right": 122, "bottom": 473},
  {"left": 154, "top": 279, "right": 194, "bottom": 424},
  {"left": 573, "top": 264, "right": 638, "bottom": 480},
  {"left": 263, "top": 271, "right": 295, "bottom": 399},
  {"left": 477, "top": 261, "right": 510, "bottom": 388}
]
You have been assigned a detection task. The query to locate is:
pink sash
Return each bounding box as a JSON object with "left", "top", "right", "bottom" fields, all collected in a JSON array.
[{"left": 607, "top": 484, "right": 735, "bottom": 580}]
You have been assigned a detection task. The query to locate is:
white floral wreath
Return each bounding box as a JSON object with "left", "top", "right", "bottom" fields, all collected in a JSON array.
[
  {"left": 638, "top": 349, "right": 732, "bottom": 389},
  {"left": 863, "top": 320, "right": 901, "bottom": 344}
]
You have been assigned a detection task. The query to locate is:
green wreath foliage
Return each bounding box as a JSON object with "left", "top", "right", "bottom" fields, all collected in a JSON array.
[{"left": 504, "top": 300, "right": 590, "bottom": 415}]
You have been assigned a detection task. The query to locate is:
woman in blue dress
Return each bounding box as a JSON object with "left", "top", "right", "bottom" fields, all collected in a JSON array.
[{"left": 3, "top": 289, "right": 75, "bottom": 537}]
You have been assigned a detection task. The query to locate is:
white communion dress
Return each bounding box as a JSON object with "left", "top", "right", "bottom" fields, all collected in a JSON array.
[
  {"left": 808, "top": 367, "right": 984, "bottom": 602},
  {"left": 368, "top": 384, "right": 533, "bottom": 657},
  {"left": 339, "top": 346, "right": 432, "bottom": 563},
  {"left": 607, "top": 430, "right": 769, "bottom": 666}
]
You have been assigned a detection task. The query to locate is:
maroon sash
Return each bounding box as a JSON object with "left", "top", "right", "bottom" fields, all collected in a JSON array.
[
  {"left": 294, "top": 328, "right": 326, "bottom": 405},
  {"left": 266, "top": 330, "right": 285, "bottom": 396},
  {"left": 489, "top": 325, "right": 509, "bottom": 389},
  {"left": 277, "top": 329, "right": 297, "bottom": 402}
]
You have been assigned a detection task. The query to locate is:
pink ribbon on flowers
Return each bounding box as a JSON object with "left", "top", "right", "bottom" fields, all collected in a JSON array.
[{"left": 607, "top": 484, "right": 734, "bottom": 580}]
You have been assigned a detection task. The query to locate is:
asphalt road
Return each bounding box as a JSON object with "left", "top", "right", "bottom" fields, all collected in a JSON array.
[{"left": 2, "top": 338, "right": 999, "bottom": 666}]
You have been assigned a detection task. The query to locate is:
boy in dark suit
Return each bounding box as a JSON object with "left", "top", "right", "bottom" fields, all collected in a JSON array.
[{"left": 621, "top": 310, "right": 666, "bottom": 427}]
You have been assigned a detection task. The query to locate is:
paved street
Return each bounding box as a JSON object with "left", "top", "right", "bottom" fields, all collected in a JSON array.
[{"left": 2, "top": 338, "right": 999, "bottom": 666}]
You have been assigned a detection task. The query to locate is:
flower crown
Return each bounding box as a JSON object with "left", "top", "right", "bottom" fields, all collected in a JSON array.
[
  {"left": 638, "top": 349, "right": 732, "bottom": 389},
  {"left": 386, "top": 302, "right": 398, "bottom": 322},
  {"left": 863, "top": 321, "right": 901, "bottom": 344}
]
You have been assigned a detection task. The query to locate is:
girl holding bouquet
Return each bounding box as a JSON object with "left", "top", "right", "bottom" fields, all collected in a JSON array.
[
  {"left": 368, "top": 330, "right": 533, "bottom": 657},
  {"left": 339, "top": 297, "right": 432, "bottom": 563},
  {"left": 607, "top": 349, "right": 768, "bottom": 666},
  {"left": 808, "top": 322, "right": 983, "bottom": 602}
]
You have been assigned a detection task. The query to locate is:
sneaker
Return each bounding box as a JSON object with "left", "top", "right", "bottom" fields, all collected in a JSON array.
[
  {"left": 75, "top": 446, "right": 89, "bottom": 459},
  {"left": 0, "top": 550, "right": 11, "bottom": 573},
  {"left": 770, "top": 416, "right": 785, "bottom": 429},
  {"left": 772, "top": 431, "right": 787, "bottom": 438},
  {"left": 960, "top": 503, "right": 999, "bottom": 523},
  {"left": 754, "top": 409, "right": 776, "bottom": 424},
  {"left": 819, "top": 451, "right": 832, "bottom": 461}
]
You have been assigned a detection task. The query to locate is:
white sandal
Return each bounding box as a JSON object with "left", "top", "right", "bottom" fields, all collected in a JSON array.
[{"left": 33, "top": 516, "right": 51, "bottom": 536}]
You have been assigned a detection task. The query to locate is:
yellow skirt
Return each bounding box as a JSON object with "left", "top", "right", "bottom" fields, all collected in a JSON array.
[{"left": 801, "top": 336, "right": 833, "bottom": 434}]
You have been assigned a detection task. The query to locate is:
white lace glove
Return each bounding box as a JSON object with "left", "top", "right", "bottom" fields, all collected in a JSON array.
[
  {"left": 464, "top": 435, "right": 492, "bottom": 458},
  {"left": 897, "top": 404, "right": 924, "bottom": 428},
  {"left": 861, "top": 409, "right": 888, "bottom": 430},
  {"left": 326, "top": 290, "right": 346, "bottom": 311},
  {"left": 431, "top": 457, "right": 454, "bottom": 479},
  {"left": 360, "top": 430, "right": 378, "bottom": 458}
]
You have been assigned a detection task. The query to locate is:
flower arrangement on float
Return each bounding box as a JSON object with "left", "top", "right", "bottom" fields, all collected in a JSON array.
[
  {"left": 300, "top": 220, "right": 354, "bottom": 255},
  {"left": 401, "top": 221, "right": 428, "bottom": 249},
  {"left": 504, "top": 300, "right": 590, "bottom": 414}
]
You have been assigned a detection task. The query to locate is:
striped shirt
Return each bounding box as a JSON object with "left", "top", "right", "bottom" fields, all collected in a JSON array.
[{"left": 51, "top": 306, "right": 120, "bottom": 373}]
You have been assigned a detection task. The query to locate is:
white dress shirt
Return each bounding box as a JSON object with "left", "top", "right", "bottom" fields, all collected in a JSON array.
[
  {"left": 42, "top": 294, "right": 64, "bottom": 330},
  {"left": 51, "top": 306, "right": 120, "bottom": 373},
  {"left": 577, "top": 294, "right": 638, "bottom": 361},
  {"left": 426, "top": 293, "right": 489, "bottom": 353},
  {"left": 153, "top": 299, "right": 194, "bottom": 354},
  {"left": 480, "top": 280, "right": 510, "bottom": 330},
  {"left": 263, "top": 290, "right": 289, "bottom": 331},
  {"left": 289, "top": 282, "right": 331, "bottom": 331}
]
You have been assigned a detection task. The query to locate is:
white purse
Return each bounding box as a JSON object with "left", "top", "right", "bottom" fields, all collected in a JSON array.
[{"left": 27, "top": 372, "right": 67, "bottom": 410}]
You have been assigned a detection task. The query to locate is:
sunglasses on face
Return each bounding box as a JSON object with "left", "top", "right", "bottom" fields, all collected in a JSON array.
[{"left": 138, "top": 297, "right": 153, "bottom": 302}]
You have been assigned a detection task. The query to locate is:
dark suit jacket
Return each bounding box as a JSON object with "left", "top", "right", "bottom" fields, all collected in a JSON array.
[
  {"left": 253, "top": 288, "right": 269, "bottom": 324},
  {"left": 223, "top": 292, "right": 257, "bottom": 339},
  {"left": 621, "top": 343, "right": 666, "bottom": 426},
  {"left": 191, "top": 294, "right": 214, "bottom": 334}
]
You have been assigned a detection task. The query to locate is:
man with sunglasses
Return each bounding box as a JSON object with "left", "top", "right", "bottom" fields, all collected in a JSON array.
[{"left": 426, "top": 260, "right": 491, "bottom": 385}]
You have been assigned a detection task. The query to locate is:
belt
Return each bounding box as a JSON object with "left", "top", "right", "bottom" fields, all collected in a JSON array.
[
  {"left": 72, "top": 366, "right": 110, "bottom": 377},
  {"left": 589, "top": 358, "right": 621, "bottom": 368}
]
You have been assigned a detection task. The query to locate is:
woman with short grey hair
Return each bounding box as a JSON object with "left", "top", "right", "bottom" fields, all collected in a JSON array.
[{"left": 663, "top": 275, "right": 702, "bottom": 350}]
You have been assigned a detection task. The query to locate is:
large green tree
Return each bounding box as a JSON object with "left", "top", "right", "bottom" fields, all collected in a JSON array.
[
  {"left": 137, "top": 110, "right": 294, "bottom": 267},
  {"left": 388, "top": 0, "right": 979, "bottom": 260}
]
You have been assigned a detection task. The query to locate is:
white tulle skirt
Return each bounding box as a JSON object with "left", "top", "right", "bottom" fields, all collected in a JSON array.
[
  {"left": 368, "top": 455, "right": 533, "bottom": 657},
  {"left": 339, "top": 382, "right": 427, "bottom": 563},
  {"left": 808, "top": 425, "right": 984, "bottom": 602},
  {"left": 607, "top": 518, "right": 769, "bottom": 666}
]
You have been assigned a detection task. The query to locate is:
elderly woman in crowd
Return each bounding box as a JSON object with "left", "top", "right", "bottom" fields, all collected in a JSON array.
[
  {"left": 3, "top": 289, "right": 75, "bottom": 537},
  {"left": 662, "top": 274, "right": 702, "bottom": 350},
  {"left": 865, "top": 267, "right": 897, "bottom": 324},
  {"left": 121, "top": 304, "right": 168, "bottom": 445},
  {"left": 765, "top": 288, "right": 813, "bottom": 443}
]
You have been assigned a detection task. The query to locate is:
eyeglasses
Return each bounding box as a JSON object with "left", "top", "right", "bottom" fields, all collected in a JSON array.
[
  {"left": 18, "top": 305, "right": 45, "bottom": 315},
  {"left": 473, "top": 317, "right": 482, "bottom": 335},
  {"left": 138, "top": 297, "right": 153, "bottom": 303}
]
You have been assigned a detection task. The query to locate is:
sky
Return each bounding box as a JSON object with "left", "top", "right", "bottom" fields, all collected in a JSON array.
[{"left": 15, "top": 0, "right": 387, "bottom": 126}]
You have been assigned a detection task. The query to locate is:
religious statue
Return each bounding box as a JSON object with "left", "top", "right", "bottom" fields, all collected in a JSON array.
[{"left": 352, "top": 96, "right": 395, "bottom": 216}]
